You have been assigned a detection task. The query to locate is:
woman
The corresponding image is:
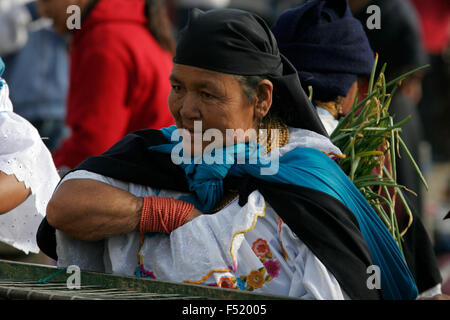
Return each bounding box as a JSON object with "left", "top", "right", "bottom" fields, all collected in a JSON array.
[
  {"left": 0, "top": 57, "right": 60, "bottom": 256},
  {"left": 272, "top": 0, "right": 444, "bottom": 299},
  {"left": 37, "top": 0, "right": 176, "bottom": 171},
  {"left": 272, "top": 0, "right": 375, "bottom": 135},
  {"left": 39, "top": 9, "right": 417, "bottom": 300}
]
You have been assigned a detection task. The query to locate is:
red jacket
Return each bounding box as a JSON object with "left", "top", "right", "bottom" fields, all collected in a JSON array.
[{"left": 53, "top": 0, "right": 175, "bottom": 169}]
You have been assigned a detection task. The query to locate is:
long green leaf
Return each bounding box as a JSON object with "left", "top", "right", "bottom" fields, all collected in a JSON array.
[{"left": 397, "top": 135, "right": 429, "bottom": 190}]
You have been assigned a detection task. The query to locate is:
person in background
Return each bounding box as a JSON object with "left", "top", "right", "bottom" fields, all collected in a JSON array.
[
  {"left": 272, "top": 0, "right": 446, "bottom": 299},
  {"left": 409, "top": 0, "right": 450, "bottom": 163},
  {"left": 409, "top": 0, "right": 450, "bottom": 295},
  {"left": 37, "top": 0, "right": 176, "bottom": 173},
  {"left": 0, "top": 57, "right": 60, "bottom": 263},
  {"left": 349, "top": 0, "right": 450, "bottom": 296},
  {"left": 0, "top": 0, "right": 68, "bottom": 151},
  {"left": 272, "top": 0, "right": 375, "bottom": 134}
]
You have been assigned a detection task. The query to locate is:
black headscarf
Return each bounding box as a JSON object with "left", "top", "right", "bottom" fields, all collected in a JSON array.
[{"left": 174, "top": 8, "right": 328, "bottom": 137}]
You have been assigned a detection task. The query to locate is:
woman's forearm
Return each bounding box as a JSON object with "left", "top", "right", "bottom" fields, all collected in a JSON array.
[
  {"left": 0, "top": 171, "right": 31, "bottom": 214},
  {"left": 46, "top": 179, "right": 143, "bottom": 241}
]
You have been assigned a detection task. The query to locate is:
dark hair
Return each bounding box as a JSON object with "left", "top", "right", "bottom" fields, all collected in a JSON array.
[
  {"left": 234, "top": 75, "right": 294, "bottom": 124},
  {"left": 144, "top": 0, "right": 176, "bottom": 54},
  {"left": 234, "top": 75, "right": 265, "bottom": 104}
]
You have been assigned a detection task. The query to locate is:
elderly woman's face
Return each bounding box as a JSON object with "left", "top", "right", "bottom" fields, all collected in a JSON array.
[{"left": 168, "top": 64, "right": 264, "bottom": 153}]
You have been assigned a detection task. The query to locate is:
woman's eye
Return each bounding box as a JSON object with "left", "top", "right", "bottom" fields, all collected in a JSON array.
[
  {"left": 201, "top": 91, "right": 214, "bottom": 99},
  {"left": 171, "top": 85, "right": 181, "bottom": 92}
]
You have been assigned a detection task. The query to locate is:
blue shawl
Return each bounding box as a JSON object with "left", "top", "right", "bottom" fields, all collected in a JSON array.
[{"left": 0, "top": 58, "right": 4, "bottom": 90}]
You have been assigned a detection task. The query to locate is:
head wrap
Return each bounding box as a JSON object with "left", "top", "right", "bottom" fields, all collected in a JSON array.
[
  {"left": 174, "top": 8, "right": 328, "bottom": 136},
  {"left": 271, "top": 0, "right": 375, "bottom": 101}
]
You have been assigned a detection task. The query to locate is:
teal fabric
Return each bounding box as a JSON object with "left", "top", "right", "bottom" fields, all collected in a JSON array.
[
  {"left": 0, "top": 57, "right": 4, "bottom": 76},
  {"left": 0, "top": 57, "right": 4, "bottom": 89}
]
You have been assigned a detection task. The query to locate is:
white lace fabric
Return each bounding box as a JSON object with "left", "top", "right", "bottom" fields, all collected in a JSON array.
[{"left": 0, "top": 80, "right": 60, "bottom": 254}]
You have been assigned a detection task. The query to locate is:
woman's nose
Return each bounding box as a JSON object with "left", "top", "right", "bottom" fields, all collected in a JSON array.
[{"left": 179, "top": 93, "right": 201, "bottom": 121}]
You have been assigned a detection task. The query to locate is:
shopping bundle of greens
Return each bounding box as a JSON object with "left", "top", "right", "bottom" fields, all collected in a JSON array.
[{"left": 329, "top": 55, "right": 429, "bottom": 254}]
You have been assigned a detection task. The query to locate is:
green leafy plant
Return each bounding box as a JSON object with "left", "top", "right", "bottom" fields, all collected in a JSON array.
[{"left": 330, "top": 54, "right": 429, "bottom": 254}]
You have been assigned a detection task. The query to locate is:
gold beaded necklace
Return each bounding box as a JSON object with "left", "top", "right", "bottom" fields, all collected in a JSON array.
[
  {"left": 210, "top": 118, "right": 290, "bottom": 213},
  {"left": 315, "top": 97, "right": 344, "bottom": 119},
  {"left": 257, "top": 117, "right": 290, "bottom": 154}
]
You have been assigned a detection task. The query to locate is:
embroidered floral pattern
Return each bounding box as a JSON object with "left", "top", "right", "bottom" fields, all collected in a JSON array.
[
  {"left": 135, "top": 264, "right": 156, "bottom": 279},
  {"left": 240, "top": 267, "right": 266, "bottom": 291},
  {"left": 218, "top": 276, "right": 236, "bottom": 289},
  {"left": 235, "top": 238, "right": 282, "bottom": 292},
  {"left": 251, "top": 238, "right": 272, "bottom": 258},
  {"left": 236, "top": 277, "right": 246, "bottom": 290},
  {"left": 277, "top": 218, "right": 289, "bottom": 261},
  {"left": 247, "top": 269, "right": 266, "bottom": 289},
  {"left": 280, "top": 242, "right": 289, "bottom": 261},
  {"left": 263, "top": 259, "right": 280, "bottom": 278}
]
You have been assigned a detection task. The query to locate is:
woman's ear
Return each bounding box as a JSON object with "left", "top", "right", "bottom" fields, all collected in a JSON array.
[{"left": 254, "top": 79, "right": 273, "bottom": 119}]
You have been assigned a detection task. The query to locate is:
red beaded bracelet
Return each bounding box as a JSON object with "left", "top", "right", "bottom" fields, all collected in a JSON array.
[{"left": 139, "top": 196, "right": 195, "bottom": 234}]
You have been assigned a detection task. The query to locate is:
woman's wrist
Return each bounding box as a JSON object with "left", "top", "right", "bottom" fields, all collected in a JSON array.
[
  {"left": 134, "top": 196, "right": 144, "bottom": 232},
  {"left": 138, "top": 196, "right": 195, "bottom": 234}
]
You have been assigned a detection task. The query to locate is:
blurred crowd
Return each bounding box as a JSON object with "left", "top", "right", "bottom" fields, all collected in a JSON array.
[{"left": 0, "top": 0, "right": 449, "bottom": 293}]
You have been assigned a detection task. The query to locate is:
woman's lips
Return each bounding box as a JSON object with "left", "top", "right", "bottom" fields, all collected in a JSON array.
[
  {"left": 179, "top": 121, "right": 206, "bottom": 135},
  {"left": 182, "top": 126, "right": 204, "bottom": 134}
]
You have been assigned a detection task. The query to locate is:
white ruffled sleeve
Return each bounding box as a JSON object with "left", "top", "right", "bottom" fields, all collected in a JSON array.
[{"left": 0, "top": 83, "right": 60, "bottom": 253}]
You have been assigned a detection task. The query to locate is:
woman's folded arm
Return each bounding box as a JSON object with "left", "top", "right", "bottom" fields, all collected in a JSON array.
[{"left": 46, "top": 178, "right": 143, "bottom": 241}]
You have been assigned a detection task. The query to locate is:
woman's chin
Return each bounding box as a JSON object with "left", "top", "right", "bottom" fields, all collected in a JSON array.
[{"left": 182, "top": 140, "right": 204, "bottom": 157}]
